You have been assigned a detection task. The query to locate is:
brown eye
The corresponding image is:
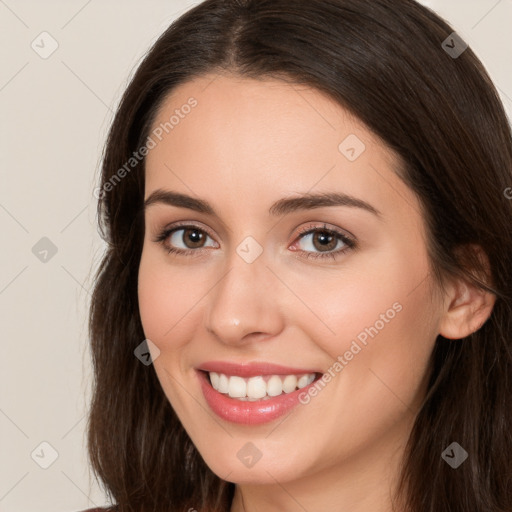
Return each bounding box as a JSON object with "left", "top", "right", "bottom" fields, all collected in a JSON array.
[
  {"left": 154, "top": 224, "right": 217, "bottom": 256},
  {"left": 310, "top": 230, "right": 338, "bottom": 252},
  {"left": 292, "top": 224, "right": 357, "bottom": 261},
  {"left": 180, "top": 228, "right": 207, "bottom": 248}
]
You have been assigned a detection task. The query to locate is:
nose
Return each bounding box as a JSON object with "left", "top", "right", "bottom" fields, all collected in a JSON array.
[{"left": 203, "top": 249, "right": 285, "bottom": 346}]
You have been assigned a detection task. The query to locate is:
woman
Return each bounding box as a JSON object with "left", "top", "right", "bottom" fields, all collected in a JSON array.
[{"left": 85, "top": 0, "right": 512, "bottom": 511}]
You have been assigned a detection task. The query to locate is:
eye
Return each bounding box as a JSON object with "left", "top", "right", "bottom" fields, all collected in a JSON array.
[
  {"left": 291, "top": 223, "right": 356, "bottom": 261},
  {"left": 153, "top": 223, "right": 217, "bottom": 256}
]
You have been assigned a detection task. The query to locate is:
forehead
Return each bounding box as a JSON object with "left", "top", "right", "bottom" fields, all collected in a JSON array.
[
  {"left": 147, "top": 72, "right": 385, "bottom": 162},
  {"left": 143, "top": 72, "right": 415, "bottom": 222}
]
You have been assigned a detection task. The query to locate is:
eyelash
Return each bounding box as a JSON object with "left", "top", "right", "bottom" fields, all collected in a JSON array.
[{"left": 152, "top": 222, "right": 357, "bottom": 262}]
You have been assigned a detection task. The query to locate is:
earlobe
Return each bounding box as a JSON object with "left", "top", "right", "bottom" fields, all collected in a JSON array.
[{"left": 438, "top": 248, "right": 496, "bottom": 340}]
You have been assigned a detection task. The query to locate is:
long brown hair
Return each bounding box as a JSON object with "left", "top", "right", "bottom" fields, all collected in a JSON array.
[{"left": 87, "top": 1, "right": 512, "bottom": 510}]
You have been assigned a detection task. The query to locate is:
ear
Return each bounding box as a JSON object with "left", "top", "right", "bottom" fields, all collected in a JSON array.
[{"left": 438, "top": 244, "right": 496, "bottom": 340}]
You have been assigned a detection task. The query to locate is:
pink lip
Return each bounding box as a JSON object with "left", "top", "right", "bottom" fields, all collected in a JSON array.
[
  {"left": 197, "top": 360, "right": 320, "bottom": 378},
  {"left": 196, "top": 366, "right": 321, "bottom": 425}
]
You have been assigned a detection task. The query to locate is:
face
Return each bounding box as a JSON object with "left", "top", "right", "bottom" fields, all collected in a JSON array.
[{"left": 137, "top": 72, "right": 443, "bottom": 488}]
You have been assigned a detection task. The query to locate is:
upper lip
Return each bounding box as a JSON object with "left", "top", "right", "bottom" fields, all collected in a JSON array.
[{"left": 197, "top": 361, "right": 321, "bottom": 378}]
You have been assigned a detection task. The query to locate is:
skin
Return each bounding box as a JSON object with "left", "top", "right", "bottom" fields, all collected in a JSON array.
[{"left": 137, "top": 72, "right": 495, "bottom": 512}]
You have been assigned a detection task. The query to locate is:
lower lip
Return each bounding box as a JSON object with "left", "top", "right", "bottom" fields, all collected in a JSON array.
[{"left": 197, "top": 370, "right": 319, "bottom": 425}]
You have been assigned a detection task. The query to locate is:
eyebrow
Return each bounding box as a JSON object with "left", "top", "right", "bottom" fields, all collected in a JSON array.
[{"left": 144, "top": 189, "right": 382, "bottom": 218}]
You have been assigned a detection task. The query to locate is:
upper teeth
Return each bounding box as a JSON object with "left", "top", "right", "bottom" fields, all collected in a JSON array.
[{"left": 208, "top": 372, "right": 316, "bottom": 400}]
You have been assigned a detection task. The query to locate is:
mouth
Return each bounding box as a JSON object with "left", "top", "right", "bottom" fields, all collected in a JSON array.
[
  {"left": 195, "top": 362, "right": 323, "bottom": 425},
  {"left": 201, "top": 370, "right": 322, "bottom": 401}
]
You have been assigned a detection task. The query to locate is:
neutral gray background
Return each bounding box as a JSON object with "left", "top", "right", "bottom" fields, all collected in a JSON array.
[{"left": 1, "top": 1, "right": 511, "bottom": 511}]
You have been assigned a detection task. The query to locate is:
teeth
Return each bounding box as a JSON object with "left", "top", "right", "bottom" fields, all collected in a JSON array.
[
  {"left": 267, "top": 375, "right": 283, "bottom": 397},
  {"left": 218, "top": 373, "right": 229, "bottom": 394},
  {"left": 246, "top": 376, "right": 267, "bottom": 399},
  {"left": 228, "top": 376, "right": 246, "bottom": 398},
  {"left": 209, "top": 371, "right": 220, "bottom": 390},
  {"left": 282, "top": 375, "right": 297, "bottom": 393},
  {"left": 208, "top": 371, "right": 316, "bottom": 400},
  {"left": 297, "top": 374, "right": 311, "bottom": 389}
]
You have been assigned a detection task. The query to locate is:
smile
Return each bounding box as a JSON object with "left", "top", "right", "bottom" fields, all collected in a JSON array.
[
  {"left": 208, "top": 372, "right": 317, "bottom": 400},
  {"left": 196, "top": 361, "right": 323, "bottom": 424}
]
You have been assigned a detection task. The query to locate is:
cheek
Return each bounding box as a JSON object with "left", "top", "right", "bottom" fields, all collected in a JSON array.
[
  {"left": 293, "top": 242, "right": 430, "bottom": 352},
  {"left": 301, "top": 240, "right": 436, "bottom": 401},
  {"left": 137, "top": 249, "right": 197, "bottom": 353},
  {"left": 137, "top": 250, "right": 204, "bottom": 415},
  {"left": 292, "top": 276, "right": 436, "bottom": 465}
]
